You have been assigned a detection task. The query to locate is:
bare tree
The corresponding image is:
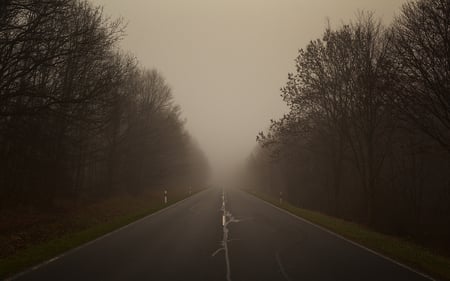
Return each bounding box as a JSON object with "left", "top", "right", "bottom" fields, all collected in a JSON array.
[
  {"left": 0, "top": 0, "right": 210, "bottom": 207},
  {"left": 251, "top": 4, "right": 450, "bottom": 250},
  {"left": 392, "top": 0, "right": 450, "bottom": 152}
]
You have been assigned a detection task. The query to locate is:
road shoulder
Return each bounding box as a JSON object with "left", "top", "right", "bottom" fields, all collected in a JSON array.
[{"left": 244, "top": 189, "right": 450, "bottom": 281}]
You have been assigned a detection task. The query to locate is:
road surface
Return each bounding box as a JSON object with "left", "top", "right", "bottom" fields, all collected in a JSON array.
[{"left": 12, "top": 188, "right": 433, "bottom": 281}]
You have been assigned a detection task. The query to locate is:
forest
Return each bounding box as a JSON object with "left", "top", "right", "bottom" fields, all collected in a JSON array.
[
  {"left": 248, "top": 0, "right": 450, "bottom": 255},
  {"left": 0, "top": 0, "right": 210, "bottom": 209}
]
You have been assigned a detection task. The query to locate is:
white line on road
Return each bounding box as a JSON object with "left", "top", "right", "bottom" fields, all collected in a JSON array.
[
  {"left": 7, "top": 189, "right": 208, "bottom": 281},
  {"left": 212, "top": 189, "right": 241, "bottom": 281},
  {"left": 275, "top": 251, "right": 293, "bottom": 281},
  {"left": 246, "top": 191, "right": 437, "bottom": 281}
]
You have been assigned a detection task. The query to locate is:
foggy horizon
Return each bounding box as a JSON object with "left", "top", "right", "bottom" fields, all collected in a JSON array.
[
  {"left": 90, "top": 0, "right": 407, "bottom": 180},
  {"left": 2, "top": 0, "right": 449, "bottom": 280}
]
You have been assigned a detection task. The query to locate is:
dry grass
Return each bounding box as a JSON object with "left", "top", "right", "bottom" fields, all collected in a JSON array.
[{"left": 248, "top": 189, "right": 450, "bottom": 281}]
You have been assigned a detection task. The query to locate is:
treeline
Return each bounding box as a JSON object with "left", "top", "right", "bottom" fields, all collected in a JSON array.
[
  {"left": 0, "top": 0, "right": 209, "bottom": 208},
  {"left": 247, "top": 0, "right": 449, "bottom": 251}
]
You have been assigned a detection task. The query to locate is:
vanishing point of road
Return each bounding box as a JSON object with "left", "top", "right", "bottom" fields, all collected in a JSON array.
[{"left": 11, "top": 188, "right": 433, "bottom": 281}]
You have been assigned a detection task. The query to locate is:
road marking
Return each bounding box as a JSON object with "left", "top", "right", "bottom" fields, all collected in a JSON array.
[
  {"left": 7, "top": 189, "right": 208, "bottom": 281},
  {"left": 212, "top": 189, "right": 241, "bottom": 281},
  {"left": 245, "top": 191, "right": 437, "bottom": 281},
  {"left": 276, "top": 251, "right": 293, "bottom": 281}
]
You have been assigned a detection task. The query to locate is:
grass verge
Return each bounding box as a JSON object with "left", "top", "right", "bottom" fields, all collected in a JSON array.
[
  {"left": 0, "top": 190, "right": 195, "bottom": 280},
  {"left": 248, "top": 190, "right": 450, "bottom": 281}
]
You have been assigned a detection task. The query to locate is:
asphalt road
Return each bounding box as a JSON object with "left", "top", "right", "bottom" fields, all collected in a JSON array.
[{"left": 12, "top": 188, "right": 433, "bottom": 281}]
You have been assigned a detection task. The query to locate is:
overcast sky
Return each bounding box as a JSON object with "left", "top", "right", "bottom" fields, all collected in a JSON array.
[{"left": 91, "top": 0, "right": 406, "bottom": 179}]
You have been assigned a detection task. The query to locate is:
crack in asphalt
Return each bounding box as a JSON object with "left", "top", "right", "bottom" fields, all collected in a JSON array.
[{"left": 212, "top": 189, "right": 241, "bottom": 281}]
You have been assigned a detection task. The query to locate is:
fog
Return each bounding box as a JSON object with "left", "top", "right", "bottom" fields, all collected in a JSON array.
[
  {"left": 2, "top": 1, "right": 449, "bottom": 279},
  {"left": 90, "top": 0, "right": 406, "bottom": 180}
]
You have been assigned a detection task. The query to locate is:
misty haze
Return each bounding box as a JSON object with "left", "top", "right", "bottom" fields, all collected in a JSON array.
[{"left": 0, "top": 0, "right": 449, "bottom": 280}]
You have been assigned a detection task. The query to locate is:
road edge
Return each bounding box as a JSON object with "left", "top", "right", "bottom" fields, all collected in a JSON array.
[
  {"left": 243, "top": 189, "right": 439, "bottom": 281},
  {"left": 6, "top": 189, "right": 209, "bottom": 281}
]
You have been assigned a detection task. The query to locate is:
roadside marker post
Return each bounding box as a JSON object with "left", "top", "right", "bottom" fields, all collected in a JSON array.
[
  {"left": 164, "top": 190, "right": 168, "bottom": 204},
  {"left": 279, "top": 191, "right": 283, "bottom": 204}
]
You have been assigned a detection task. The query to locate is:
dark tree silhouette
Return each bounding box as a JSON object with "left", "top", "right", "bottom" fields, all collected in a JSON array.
[
  {"left": 0, "top": 0, "right": 210, "bottom": 208},
  {"left": 250, "top": 0, "right": 450, "bottom": 253},
  {"left": 392, "top": 0, "right": 450, "bottom": 152}
]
